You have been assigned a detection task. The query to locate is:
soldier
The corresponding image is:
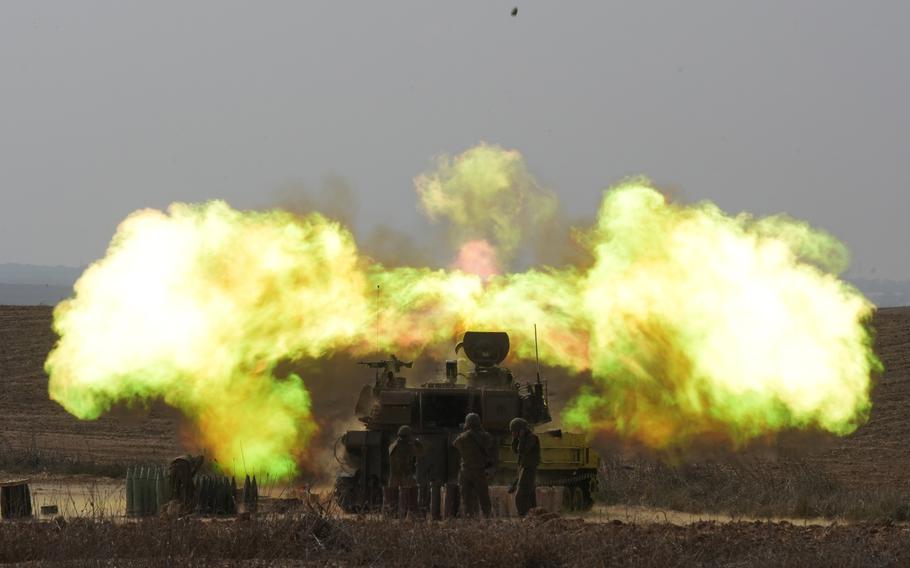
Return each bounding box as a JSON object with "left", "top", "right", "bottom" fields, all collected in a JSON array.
[
  {"left": 453, "top": 412, "right": 493, "bottom": 518},
  {"left": 387, "top": 425, "right": 424, "bottom": 518},
  {"left": 388, "top": 425, "right": 425, "bottom": 488},
  {"left": 509, "top": 417, "right": 540, "bottom": 516},
  {"left": 168, "top": 454, "right": 203, "bottom": 512}
]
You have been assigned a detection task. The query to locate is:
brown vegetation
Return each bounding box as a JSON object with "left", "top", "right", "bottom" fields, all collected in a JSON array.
[
  {"left": 599, "top": 455, "right": 910, "bottom": 521},
  {"left": 3, "top": 511, "right": 910, "bottom": 567}
]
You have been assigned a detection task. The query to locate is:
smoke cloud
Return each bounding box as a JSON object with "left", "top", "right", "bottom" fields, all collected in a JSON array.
[
  {"left": 45, "top": 145, "right": 880, "bottom": 478},
  {"left": 415, "top": 142, "right": 558, "bottom": 271}
]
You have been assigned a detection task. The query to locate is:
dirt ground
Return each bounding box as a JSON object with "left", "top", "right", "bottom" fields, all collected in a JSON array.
[
  {"left": 2, "top": 304, "right": 909, "bottom": 491},
  {"left": 2, "top": 512, "right": 910, "bottom": 567},
  {"left": 0, "top": 306, "right": 184, "bottom": 466},
  {"left": 800, "top": 305, "right": 910, "bottom": 488},
  {"left": 3, "top": 304, "right": 910, "bottom": 564}
]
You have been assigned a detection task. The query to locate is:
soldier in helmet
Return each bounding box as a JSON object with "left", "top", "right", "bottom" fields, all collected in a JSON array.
[
  {"left": 168, "top": 454, "right": 204, "bottom": 513},
  {"left": 387, "top": 425, "right": 424, "bottom": 518},
  {"left": 509, "top": 417, "right": 540, "bottom": 516},
  {"left": 388, "top": 425, "right": 424, "bottom": 488},
  {"left": 453, "top": 412, "right": 494, "bottom": 518}
]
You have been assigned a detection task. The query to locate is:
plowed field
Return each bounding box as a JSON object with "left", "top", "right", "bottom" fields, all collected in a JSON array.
[
  {"left": 0, "top": 306, "right": 183, "bottom": 465},
  {"left": 2, "top": 305, "right": 909, "bottom": 491}
]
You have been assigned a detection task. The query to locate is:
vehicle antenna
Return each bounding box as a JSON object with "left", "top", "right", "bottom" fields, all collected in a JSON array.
[
  {"left": 376, "top": 284, "right": 381, "bottom": 355},
  {"left": 534, "top": 323, "right": 541, "bottom": 385},
  {"left": 240, "top": 442, "right": 247, "bottom": 476}
]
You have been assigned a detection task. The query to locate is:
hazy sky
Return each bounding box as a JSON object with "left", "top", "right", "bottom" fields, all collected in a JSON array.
[{"left": 1, "top": 2, "right": 908, "bottom": 278}]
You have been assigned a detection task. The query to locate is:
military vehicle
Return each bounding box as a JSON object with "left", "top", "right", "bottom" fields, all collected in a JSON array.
[{"left": 334, "top": 331, "right": 600, "bottom": 513}]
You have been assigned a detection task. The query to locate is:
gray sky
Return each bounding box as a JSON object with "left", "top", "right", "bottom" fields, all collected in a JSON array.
[{"left": 1, "top": 1, "right": 908, "bottom": 278}]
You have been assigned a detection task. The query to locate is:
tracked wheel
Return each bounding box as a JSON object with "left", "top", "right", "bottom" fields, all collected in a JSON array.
[
  {"left": 333, "top": 475, "right": 359, "bottom": 514},
  {"left": 587, "top": 475, "right": 599, "bottom": 501},
  {"left": 579, "top": 477, "right": 596, "bottom": 511},
  {"left": 562, "top": 486, "right": 575, "bottom": 512},
  {"left": 571, "top": 487, "right": 585, "bottom": 512}
]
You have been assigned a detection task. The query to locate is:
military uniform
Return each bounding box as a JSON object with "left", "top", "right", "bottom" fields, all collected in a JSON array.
[
  {"left": 510, "top": 419, "right": 540, "bottom": 516},
  {"left": 168, "top": 454, "right": 203, "bottom": 511},
  {"left": 388, "top": 430, "right": 424, "bottom": 488},
  {"left": 453, "top": 414, "right": 493, "bottom": 518}
]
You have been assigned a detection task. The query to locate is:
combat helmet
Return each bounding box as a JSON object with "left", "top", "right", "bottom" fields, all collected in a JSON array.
[
  {"left": 465, "top": 412, "right": 482, "bottom": 430},
  {"left": 509, "top": 417, "right": 529, "bottom": 434},
  {"left": 397, "top": 425, "right": 412, "bottom": 438}
]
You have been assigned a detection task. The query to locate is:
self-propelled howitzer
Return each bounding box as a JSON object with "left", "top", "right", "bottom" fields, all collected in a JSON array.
[{"left": 334, "top": 331, "right": 600, "bottom": 512}]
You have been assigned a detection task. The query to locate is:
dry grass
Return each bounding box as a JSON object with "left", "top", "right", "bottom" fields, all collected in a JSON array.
[
  {"left": 600, "top": 455, "right": 910, "bottom": 521},
  {"left": 0, "top": 434, "right": 127, "bottom": 479},
  {"left": 2, "top": 509, "right": 910, "bottom": 567}
]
